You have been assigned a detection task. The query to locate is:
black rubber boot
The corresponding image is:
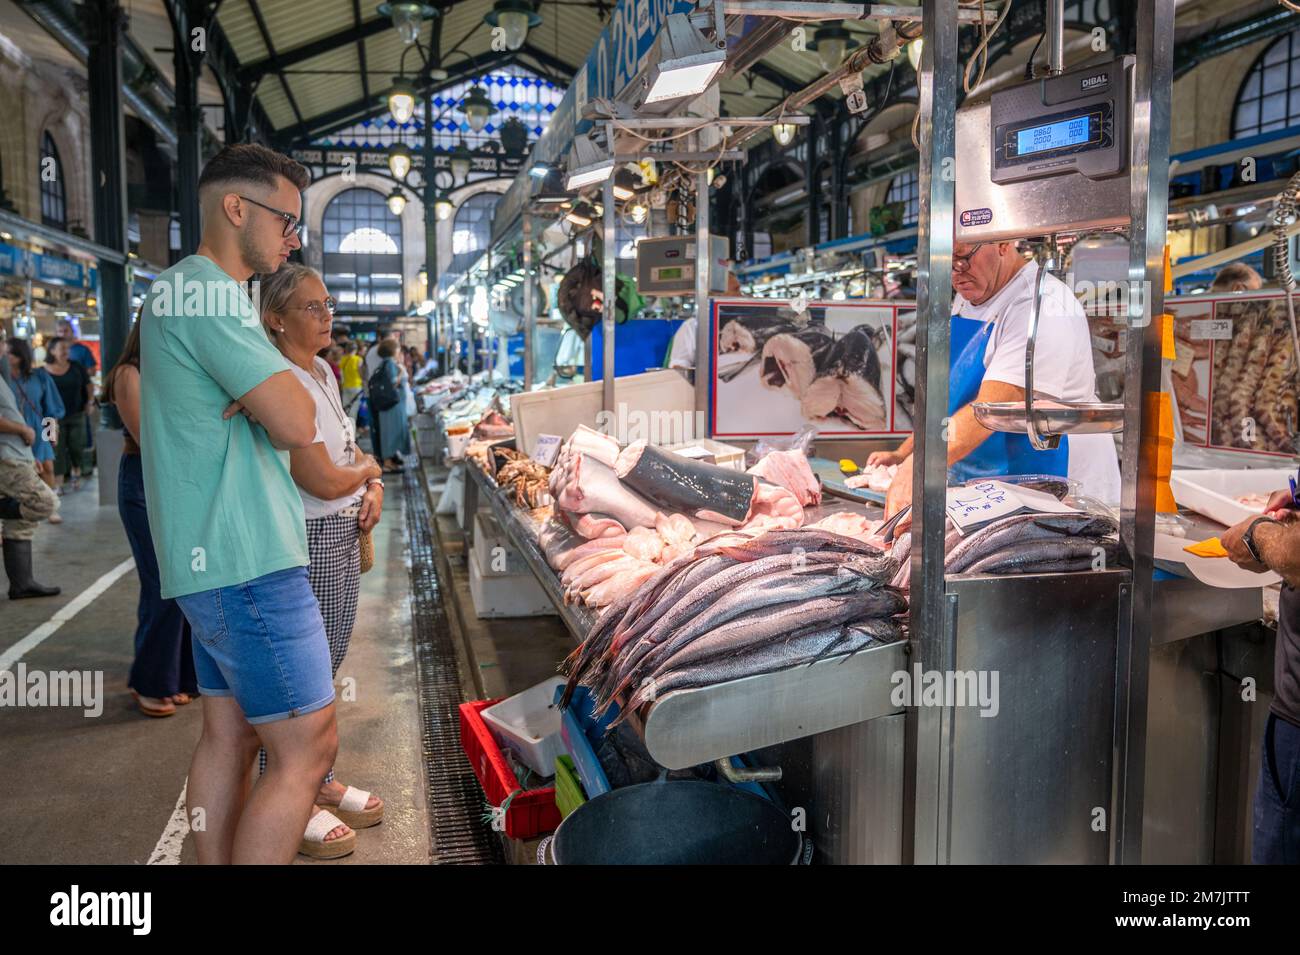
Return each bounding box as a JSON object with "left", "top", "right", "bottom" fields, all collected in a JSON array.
[
  {"left": 3, "top": 538, "right": 61, "bottom": 599},
  {"left": 0, "top": 496, "right": 21, "bottom": 520}
]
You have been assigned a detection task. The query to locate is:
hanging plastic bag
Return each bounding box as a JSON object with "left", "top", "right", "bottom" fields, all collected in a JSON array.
[{"left": 745, "top": 424, "right": 819, "bottom": 468}]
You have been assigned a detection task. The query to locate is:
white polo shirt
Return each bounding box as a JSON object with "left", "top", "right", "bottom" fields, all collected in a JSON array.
[{"left": 952, "top": 260, "right": 1121, "bottom": 504}]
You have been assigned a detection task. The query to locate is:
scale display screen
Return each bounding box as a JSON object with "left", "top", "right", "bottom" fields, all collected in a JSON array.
[
  {"left": 1015, "top": 116, "right": 1091, "bottom": 155},
  {"left": 999, "top": 104, "right": 1108, "bottom": 165}
]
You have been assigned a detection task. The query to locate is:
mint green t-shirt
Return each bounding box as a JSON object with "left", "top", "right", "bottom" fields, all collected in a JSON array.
[{"left": 140, "top": 254, "right": 308, "bottom": 599}]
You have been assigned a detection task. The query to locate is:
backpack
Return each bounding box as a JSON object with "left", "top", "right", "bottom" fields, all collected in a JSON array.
[{"left": 368, "top": 360, "right": 399, "bottom": 412}]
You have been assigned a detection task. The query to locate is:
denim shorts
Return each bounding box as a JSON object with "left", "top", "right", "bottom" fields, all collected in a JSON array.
[{"left": 176, "top": 566, "right": 334, "bottom": 724}]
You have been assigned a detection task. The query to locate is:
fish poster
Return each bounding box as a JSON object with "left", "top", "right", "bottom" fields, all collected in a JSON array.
[
  {"left": 1086, "top": 291, "right": 1298, "bottom": 457},
  {"left": 710, "top": 299, "right": 912, "bottom": 438}
]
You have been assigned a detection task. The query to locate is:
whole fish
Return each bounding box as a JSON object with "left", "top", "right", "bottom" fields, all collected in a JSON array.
[
  {"left": 945, "top": 512, "right": 1118, "bottom": 573},
  {"left": 608, "top": 591, "right": 906, "bottom": 718},
  {"left": 698, "top": 527, "right": 884, "bottom": 561},
  {"left": 610, "top": 549, "right": 896, "bottom": 671},
  {"left": 559, "top": 552, "right": 724, "bottom": 704},
  {"left": 965, "top": 538, "right": 1120, "bottom": 575},
  {"left": 613, "top": 620, "right": 902, "bottom": 723},
  {"left": 644, "top": 587, "right": 907, "bottom": 683},
  {"left": 601, "top": 565, "right": 900, "bottom": 707}
]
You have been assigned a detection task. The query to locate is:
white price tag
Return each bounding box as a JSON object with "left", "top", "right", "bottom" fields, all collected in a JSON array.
[
  {"left": 946, "top": 480, "right": 1078, "bottom": 534},
  {"left": 1190, "top": 318, "right": 1232, "bottom": 340},
  {"left": 532, "top": 433, "right": 562, "bottom": 467}
]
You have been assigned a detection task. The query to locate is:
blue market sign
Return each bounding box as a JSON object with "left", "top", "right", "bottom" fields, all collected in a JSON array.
[{"left": 0, "top": 242, "right": 93, "bottom": 287}]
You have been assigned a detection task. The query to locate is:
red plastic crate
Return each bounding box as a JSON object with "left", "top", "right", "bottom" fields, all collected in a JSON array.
[{"left": 459, "top": 699, "right": 561, "bottom": 840}]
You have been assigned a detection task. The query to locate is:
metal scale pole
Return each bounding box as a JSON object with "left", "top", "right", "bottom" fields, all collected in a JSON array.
[
  {"left": 602, "top": 125, "right": 617, "bottom": 416},
  {"left": 905, "top": 0, "right": 958, "bottom": 867},
  {"left": 1113, "top": 0, "right": 1174, "bottom": 866},
  {"left": 523, "top": 212, "right": 534, "bottom": 388},
  {"left": 694, "top": 137, "right": 711, "bottom": 432}
]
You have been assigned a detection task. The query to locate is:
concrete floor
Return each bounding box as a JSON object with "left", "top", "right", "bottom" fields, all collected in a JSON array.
[{"left": 0, "top": 471, "right": 430, "bottom": 865}]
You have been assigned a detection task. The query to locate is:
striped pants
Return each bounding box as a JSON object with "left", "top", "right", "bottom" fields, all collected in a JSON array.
[{"left": 259, "top": 509, "right": 361, "bottom": 784}]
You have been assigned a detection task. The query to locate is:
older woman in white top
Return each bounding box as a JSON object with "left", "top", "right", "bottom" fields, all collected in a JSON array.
[{"left": 258, "top": 264, "right": 385, "bottom": 860}]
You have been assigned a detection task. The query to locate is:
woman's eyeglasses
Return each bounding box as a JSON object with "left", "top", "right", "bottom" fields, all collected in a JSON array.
[
  {"left": 952, "top": 243, "right": 986, "bottom": 273},
  {"left": 238, "top": 194, "right": 304, "bottom": 239},
  {"left": 292, "top": 298, "right": 337, "bottom": 320}
]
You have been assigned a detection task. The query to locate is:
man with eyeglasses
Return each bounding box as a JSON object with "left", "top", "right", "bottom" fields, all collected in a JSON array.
[
  {"left": 139, "top": 143, "right": 338, "bottom": 864},
  {"left": 873, "top": 239, "right": 1120, "bottom": 516}
]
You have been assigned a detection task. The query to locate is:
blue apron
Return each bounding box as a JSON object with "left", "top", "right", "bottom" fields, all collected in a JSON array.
[{"left": 947, "top": 313, "right": 1069, "bottom": 485}]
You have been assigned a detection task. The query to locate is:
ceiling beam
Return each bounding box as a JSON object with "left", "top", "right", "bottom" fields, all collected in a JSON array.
[
  {"left": 516, "top": 43, "right": 578, "bottom": 81},
  {"left": 237, "top": 15, "right": 391, "bottom": 83},
  {"left": 352, "top": 0, "right": 370, "bottom": 106},
  {"left": 245, "top": 0, "right": 305, "bottom": 133},
  {"left": 277, "top": 53, "right": 515, "bottom": 149}
]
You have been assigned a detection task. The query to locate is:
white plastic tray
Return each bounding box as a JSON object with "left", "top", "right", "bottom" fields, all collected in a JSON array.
[
  {"left": 1169, "top": 468, "right": 1294, "bottom": 528},
  {"left": 480, "top": 676, "right": 567, "bottom": 777}
]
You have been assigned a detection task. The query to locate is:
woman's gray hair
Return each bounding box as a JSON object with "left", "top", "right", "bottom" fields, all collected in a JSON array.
[{"left": 256, "top": 263, "right": 320, "bottom": 332}]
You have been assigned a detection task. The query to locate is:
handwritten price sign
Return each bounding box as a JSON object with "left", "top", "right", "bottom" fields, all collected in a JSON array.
[{"left": 946, "top": 480, "right": 1079, "bottom": 534}]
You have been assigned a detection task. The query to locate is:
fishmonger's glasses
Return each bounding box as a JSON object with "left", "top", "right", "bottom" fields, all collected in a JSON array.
[
  {"left": 238, "top": 194, "right": 304, "bottom": 239},
  {"left": 952, "top": 243, "right": 986, "bottom": 273}
]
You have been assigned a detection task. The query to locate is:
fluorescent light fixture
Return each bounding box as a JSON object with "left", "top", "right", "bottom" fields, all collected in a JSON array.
[
  {"left": 641, "top": 13, "right": 726, "bottom": 105},
  {"left": 565, "top": 132, "right": 613, "bottom": 189},
  {"left": 613, "top": 184, "right": 634, "bottom": 201},
  {"left": 529, "top": 163, "right": 551, "bottom": 178},
  {"left": 565, "top": 210, "right": 593, "bottom": 228}
]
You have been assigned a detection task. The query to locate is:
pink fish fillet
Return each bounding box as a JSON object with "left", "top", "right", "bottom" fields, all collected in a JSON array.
[
  {"left": 748, "top": 449, "right": 822, "bottom": 506},
  {"left": 568, "top": 424, "right": 621, "bottom": 469},
  {"left": 556, "top": 453, "right": 662, "bottom": 530},
  {"left": 622, "top": 525, "right": 664, "bottom": 562},
  {"left": 552, "top": 536, "right": 627, "bottom": 572},
  {"left": 741, "top": 482, "right": 805, "bottom": 531},
  {"left": 561, "top": 548, "right": 630, "bottom": 586},
  {"left": 570, "top": 512, "right": 628, "bottom": 539},
  {"left": 584, "top": 564, "right": 660, "bottom": 608}
]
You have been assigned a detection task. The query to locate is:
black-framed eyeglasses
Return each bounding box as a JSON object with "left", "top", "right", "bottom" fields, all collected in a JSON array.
[
  {"left": 952, "top": 243, "right": 986, "bottom": 273},
  {"left": 238, "top": 194, "right": 304, "bottom": 239}
]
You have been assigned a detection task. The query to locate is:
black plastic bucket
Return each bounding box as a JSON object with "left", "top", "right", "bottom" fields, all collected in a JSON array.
[{"left": 550, "top": 779, "right": 801, "bottom": 865}]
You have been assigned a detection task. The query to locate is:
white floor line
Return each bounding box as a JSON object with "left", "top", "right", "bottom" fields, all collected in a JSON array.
[
  {"left": 148, "top": 780, "right": 189, "bottom": 865},
  {"left": 0, "top": 556, "right": 135, "bottom": 671}
]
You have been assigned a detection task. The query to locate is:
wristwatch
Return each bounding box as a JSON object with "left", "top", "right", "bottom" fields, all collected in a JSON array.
[
  {"left": 366, "top": 477, "right": 385, "bottom": 490},
  {"left": 1242, "top": 516, "right": 1278, "bottom": 563}
]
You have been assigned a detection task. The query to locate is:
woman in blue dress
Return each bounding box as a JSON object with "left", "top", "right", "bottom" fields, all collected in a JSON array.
[
  {"left": 374, "top": 338, "right": 410, "bottom": 471},
  {"left": 6, "top": 338, "right": 65, "bottom": 520}
]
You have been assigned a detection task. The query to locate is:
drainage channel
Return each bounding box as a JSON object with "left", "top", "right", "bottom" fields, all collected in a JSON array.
[{"left": 403, "top": 466, "right": 505, "bottom": 865}]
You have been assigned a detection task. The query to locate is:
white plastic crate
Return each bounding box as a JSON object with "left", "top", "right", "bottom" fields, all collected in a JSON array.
[
  {"left": 480, "top": 677, "right": 567, "bottom": 778},
  {"left": 1169, "top": 467, "right": 1294, "bottom": 527}
]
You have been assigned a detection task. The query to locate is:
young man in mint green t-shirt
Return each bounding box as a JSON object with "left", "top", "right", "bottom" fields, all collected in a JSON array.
[{"left": 140, "top": 144, "right": 336, "bottom": 864}]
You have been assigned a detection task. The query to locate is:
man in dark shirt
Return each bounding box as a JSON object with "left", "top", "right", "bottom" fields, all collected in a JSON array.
[{"left": 1223, "top": 493, "right": 1300, "bottom": 863}]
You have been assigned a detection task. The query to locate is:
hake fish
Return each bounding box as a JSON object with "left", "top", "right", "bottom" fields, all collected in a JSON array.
[
  {"left": 964, "top": 538, "right": 1120, "bottom": 575},
  {"left": 616, "top": 622, "right": 901, "bottom": 720}
]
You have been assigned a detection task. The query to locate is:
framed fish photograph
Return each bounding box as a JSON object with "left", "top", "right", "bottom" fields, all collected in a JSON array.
[{"left": 710, "top": 299, "right": 911, "bottom": 439}]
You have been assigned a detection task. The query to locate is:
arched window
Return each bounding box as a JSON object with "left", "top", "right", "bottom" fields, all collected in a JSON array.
[
  {"left": 886, "top": 170, "right": 918, "bottom": 227},
  {"left": 1232, "top": 27, "right": 1300, "bottom": 138},
  {"left": 450, "top": 192, "right": 500, "bottom": 276},
  {"left": 321, "top": 188, "right": 403, "bottom": 310},
  {"left": 40, "top": 133, "right": 66, "bottom": 230}
]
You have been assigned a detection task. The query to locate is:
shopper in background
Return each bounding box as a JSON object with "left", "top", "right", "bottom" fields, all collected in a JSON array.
[
  {"left": 1210, "top": 263, "right": 1264, "bottom": 293},
  {"left": 56, "top": 317, "right": 98, "bottom": 374},
  {"left": 44, "top": 339, "right": 95, "bottom": 492},
  {"left": 0, "top": 337, "right": 60, "bottom": 598},
  {"left": 5, "top": 337, "right": 65, "bottom": 520},
  {"left": 103, "top": 320, "right": 197, "bottom": 717},
  {"left": 1221, "top": 491, "right": 1300, "bottom": 863},
  {"left": 338, "top": 340, "right": 364, "bottom": 429},
  {"left": 142, "top": 143, "right": 335, "bottom": 865},
  {"left": 364, "top": 327, "right": 399, "bottom": 459},
  {"left": 373, "top": 338, "right": 410, "bottom": 473},
  {"left": 260, "top": 263, "right": 387, "bottom": 859},
  {"left": 322, "top": 343, "right": 343, "bottom": 384}
]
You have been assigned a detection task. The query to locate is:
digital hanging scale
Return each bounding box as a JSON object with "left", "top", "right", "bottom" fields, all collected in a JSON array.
[{"left": 956, "top": 56, "right": 1135, "bottom": 242}]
